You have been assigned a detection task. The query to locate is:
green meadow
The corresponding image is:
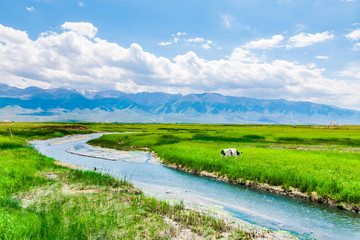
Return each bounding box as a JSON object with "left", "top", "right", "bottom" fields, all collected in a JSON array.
[
  {"left": 0, "top": 123, "right": 254, "bottom": 239},
  {"left": 1, "top": 122, "right": 359, "bottom": 239},
  {"left": 88, "top": 124, "right": 360, "bottom": 205}
]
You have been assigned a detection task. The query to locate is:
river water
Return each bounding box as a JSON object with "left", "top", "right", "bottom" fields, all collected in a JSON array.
[{"left": 30, "top": 133, "right": 360, "bottom": 240}]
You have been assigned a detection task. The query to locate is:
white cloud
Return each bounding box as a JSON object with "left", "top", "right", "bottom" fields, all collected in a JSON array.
[
  {"left": 26, "top": 6, "right": 35, "bottom": 12},
  {"left": 351, "top": 42, "right": 360, "bottom": 51},
  {"left": 0, "top": 24, "right": 29, "bottom": 44},
  {"left": 339, "top": 62, "right": 360, "bottom": 79},
  {"left": 175, "top": 32, "right": 186, "bottom": 36},
  {"left": 295, "top": 23, "right": 305, "bottom": 32},
  {"left": 61, "top": 22, "right": 98, "bottom": 39},
  {"left": 345, "top": 29, "right": 360, "bottom": 41},
  {"left": 159, "top": 33, "right": 214, "bottom": 50},
  {"left": 78, "top": 2, "right": 84, "bottom": 7},
  {"left": 287, "top": 31, "right": 334, "bottom": 48},
  {"left": 307, "top": 63, "right": 317, "bottom": 69},
  {"left": 185, "top": 37, "right": 213, "bottom": 50},
  {"left": 186, "top": 37, "right": 205, "bottom": 43},
  {"left": 315, "top": 56, "right": 329, "bottom": 60},
  {"left": 229, "top": 48, "right": 257, "bottom": 62},
  {"left": 1, "top": 23, "right": 360, "bottom": 110},
  {"left": 201, "top": 40, "right": 213, "bottom": 50},
  {"left": 346, "top": 29, "right": 360, "bottom": 50},
  {"left": 221, "top": 14, "right": 233, "bottom": 28},
  {"left": 172, "top": 32, "right": 186, "bottom": 43},
  {"left": 158, "top": 41, "right": 172, "bottom": 46},
  {"left": 243, "top": 35, "right": 284, "bottom": 50}
]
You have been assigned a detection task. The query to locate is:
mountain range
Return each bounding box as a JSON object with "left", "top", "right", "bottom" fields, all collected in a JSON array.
[{"left": 1, "top": 83, "right": 359, "bottom": 124}]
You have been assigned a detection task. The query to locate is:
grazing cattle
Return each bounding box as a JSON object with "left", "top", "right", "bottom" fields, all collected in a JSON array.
[{"left": 221, "top": 148, "right": 242, "bottom": 158}]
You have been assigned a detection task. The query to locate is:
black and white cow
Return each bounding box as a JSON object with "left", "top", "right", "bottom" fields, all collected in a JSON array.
[{"left": 221, "top": 148, "right": 242, "bottom": 157}]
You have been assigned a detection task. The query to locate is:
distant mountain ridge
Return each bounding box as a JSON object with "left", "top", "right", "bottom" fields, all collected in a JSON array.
[{"left": 0, "top": 83, "right": 359, "bottom": 124}]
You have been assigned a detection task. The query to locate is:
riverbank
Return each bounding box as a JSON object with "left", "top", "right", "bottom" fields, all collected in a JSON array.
[
  {"left": 159, "top": 157, "right": 360, "bottom": 213},
  {"left": 54, "top": 160, "right": 297, "bottom": 240},
  {"left": 53, "top": 160, "right": 297, "bottom": 240}
]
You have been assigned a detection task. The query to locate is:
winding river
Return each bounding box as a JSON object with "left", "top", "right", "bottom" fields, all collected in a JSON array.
[{"left": 31, "top": 133, "right": 360, "bottom": 240}]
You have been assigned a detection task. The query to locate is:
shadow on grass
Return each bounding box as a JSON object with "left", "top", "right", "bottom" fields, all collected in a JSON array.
[
  {"left": 157, "top": 128, "right": 189, "bottom": 132},
  {"left": 276, "top": 137, "right": 360, "bottom": 146},
  {"left": 276, "top": 137, "right": 304, "bottom": 143},
  {"left": 0, "top": 196, "right": 21, "bottom": 209},
  {"left": 0, "top": 143, "right": 24, "bottom": 150},
  {"left": 157, "top": 127, "right": 213, "bottom": 134},
  {"left": 192, "top": 134, "right": 265, "bottom": 143},
  {"left": 0, "top": 127, "right": 93, "bottom": 140},
  {"left": 155, "top": 135, "right": 181, "bottom": 145}
]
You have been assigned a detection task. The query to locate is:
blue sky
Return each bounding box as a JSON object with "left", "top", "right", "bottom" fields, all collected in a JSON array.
[{"left": 0, "top": 0, "right": 360, "bottom": 109}]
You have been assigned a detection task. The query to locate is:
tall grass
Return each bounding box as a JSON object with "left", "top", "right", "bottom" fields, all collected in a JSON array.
[
  {"left": 0, "top": 137, "right": 54, "bottom": 198},
  {"left": 154, "top": 142, "right": 360, "bottom": 203}
]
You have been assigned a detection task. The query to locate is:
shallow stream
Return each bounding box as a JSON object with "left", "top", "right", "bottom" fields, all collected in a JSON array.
[{"left": 31, "top": 133, "right": 360, "bottom": 240}]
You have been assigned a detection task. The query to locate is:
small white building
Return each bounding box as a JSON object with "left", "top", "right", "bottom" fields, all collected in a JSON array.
[{"left": 330, "top": 121, "right": 339, "bottom": 126}]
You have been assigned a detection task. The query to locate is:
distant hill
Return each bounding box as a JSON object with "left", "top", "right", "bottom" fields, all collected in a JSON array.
[{"left": 0, "top": 83, "right": 359, "bottom": 124}]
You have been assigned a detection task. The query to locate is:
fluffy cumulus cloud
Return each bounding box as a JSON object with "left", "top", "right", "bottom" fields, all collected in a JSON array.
[
  {"left": 287, "top": 31, "right": 334, "bottom": 48},
  {"left": 243, "top": 35, "right": 284, "bottom": 50},
  {"left": 346, "top": 29, "right": 360, "bottom": 50},
  {"left": 346, "top": 29, "right": 360, "bottom": 41},
  {"left": 61, "top": 22, "right": 98, "bottom": 39},
  {"left": 1, "top": 23, "right": 360, "bottom": 109},
  {"left": 185, "top": 37, "right": 213, "bottom": 50},
  {"left": 0, "top": 24, "right": 29, "bottom": 44}
]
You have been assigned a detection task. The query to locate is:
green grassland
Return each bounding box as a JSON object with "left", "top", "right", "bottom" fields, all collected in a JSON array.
[
  {"left": 0, "top": 123, "right": 254, "bottom": 239},
  {"left": 1, "top": 122, "right": 359, "bottom": 238},
  {"left": 88, "top": 124, "right": 360, "bottom": 206}
]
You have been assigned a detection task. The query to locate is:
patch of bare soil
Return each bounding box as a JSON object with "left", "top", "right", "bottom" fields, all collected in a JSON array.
[
  {"left": 54, "top": 160, "right": 87, "bottom": 170},
  {"left": 61, "top": 184, "right": 102, "bottom": 195},
  {"left": 163, "top": 217, "right": 204, "bottom": 240},
  {"left": 176, "top": 206, "right": 297, "bottom": 240}
]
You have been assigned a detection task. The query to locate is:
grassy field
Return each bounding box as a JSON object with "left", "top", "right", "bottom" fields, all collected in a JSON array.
[
  {"left": 88, "top": 124, "right": 360, "bottom": 206},
  {"left": 0, "top": 123, "right": 257, "bottom": 239},
  {"left": 2, "top": 122, "right": 359, "bottom": 238}
]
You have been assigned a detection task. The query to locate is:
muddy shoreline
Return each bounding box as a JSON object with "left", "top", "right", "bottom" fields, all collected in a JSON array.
[{"left": 147, "top": 151, "right": 360, "bottom": 214}]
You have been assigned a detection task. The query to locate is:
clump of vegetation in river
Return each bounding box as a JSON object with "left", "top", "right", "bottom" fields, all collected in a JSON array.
[
  {"left": 88, "top": 124, "right": 360, "bottom": 206},
  {"left": 0, "top": 123, "right": 258, "bottom": 239}
]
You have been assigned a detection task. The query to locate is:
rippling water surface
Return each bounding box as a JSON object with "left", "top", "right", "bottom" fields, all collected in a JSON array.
[{"left": 31, "top": 133, "right": 360, "bottom": 240}]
